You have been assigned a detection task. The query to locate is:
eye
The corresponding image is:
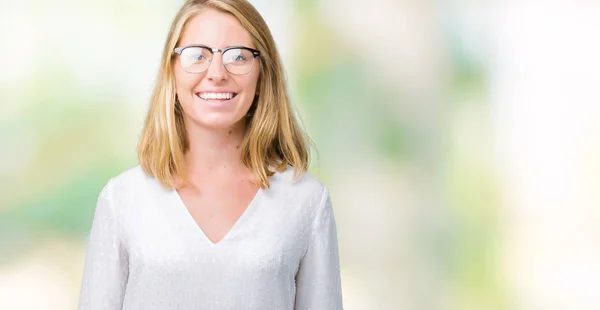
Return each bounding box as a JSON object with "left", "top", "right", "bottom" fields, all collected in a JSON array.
[
  {"left": 224, "top": 49, "right": 252, "bottom": 64},
  {"left": 232, "top": 54, "right": 246, "bottom": 62},
  {"left": 180, "top": 47, "right": 211, "bottom": 64}
]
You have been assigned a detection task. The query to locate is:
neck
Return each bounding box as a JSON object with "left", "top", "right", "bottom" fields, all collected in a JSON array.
[{"left": 183, "top": 117, "right": 248, "bottom": 176}]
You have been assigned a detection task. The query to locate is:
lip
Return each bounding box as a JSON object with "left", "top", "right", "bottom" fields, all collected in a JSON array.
[
  {"left": 195, "top": 89, "right": 238, "bottom": 98},
  {"left": 195, "top": 89, "right": 239, "bottom": 95},
  {"left": 194, "top": 92, "right": 239, "bottom": 107}
]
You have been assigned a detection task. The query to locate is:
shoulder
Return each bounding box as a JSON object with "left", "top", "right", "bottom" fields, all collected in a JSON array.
[
  {"left": 269, "top": 166, "right": 330, "bottom": 207},
  {"left": 100, "top": 165, "right": 160, "bottom": 202},
  {"left": 106, "top": 165, "right": 152, "bottom": 188},
  {"left": 268, "top": 167, "right": 336, "bottom": 241}
]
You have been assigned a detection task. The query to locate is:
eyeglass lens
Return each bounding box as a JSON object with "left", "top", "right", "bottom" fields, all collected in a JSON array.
[{"left": 179, "top": 47, "right": 255, "bottom": 75}]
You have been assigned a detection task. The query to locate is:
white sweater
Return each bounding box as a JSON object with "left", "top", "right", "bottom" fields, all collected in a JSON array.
[{"left": 77, "top": 166, "right": 343, "bottom": 310}]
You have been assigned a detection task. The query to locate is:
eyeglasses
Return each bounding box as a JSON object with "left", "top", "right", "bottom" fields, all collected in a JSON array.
[{"left": 173, "top": 45, "right": 261, "bottom": 75}]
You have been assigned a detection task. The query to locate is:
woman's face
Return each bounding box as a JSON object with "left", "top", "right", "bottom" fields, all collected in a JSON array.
[{"left": 173, "top": 8, "right": 260, "bottom": 130}]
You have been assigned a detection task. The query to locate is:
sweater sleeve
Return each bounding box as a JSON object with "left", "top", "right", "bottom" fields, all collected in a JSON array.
[
  {"left": 78, "top": 181, "right": 129, "bottom": 310},
  {"left": 294, "top": 186, "right": 343, "bottom": 310}
]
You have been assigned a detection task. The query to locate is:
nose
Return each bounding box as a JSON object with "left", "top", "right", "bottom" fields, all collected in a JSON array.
[{"left": 206, "top": 52, "right": 228, "bottom": 82}]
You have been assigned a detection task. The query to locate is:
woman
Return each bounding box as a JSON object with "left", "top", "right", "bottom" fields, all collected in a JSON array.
[{"left": 77, "top": 0, "right": 343, "bottom": 309}]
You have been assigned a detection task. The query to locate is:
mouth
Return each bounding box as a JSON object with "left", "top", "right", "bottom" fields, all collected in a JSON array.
[{"left": 195, "top": 92, "right": 238, "bottom": 103}]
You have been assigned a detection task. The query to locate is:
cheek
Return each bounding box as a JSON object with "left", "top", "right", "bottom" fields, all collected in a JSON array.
[
  {"left": 173, "top": 65, "right": 199, "bottom": 95},
  {"left": 245, "top": 70, "right": 261, "bottom": 95}
]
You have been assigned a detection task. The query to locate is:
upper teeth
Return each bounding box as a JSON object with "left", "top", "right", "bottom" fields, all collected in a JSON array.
[{"left": 199, "top": 92, "right": 234, "bottom": 100}]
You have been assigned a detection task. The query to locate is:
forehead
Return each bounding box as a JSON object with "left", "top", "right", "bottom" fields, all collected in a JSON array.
[{"left": 179, "top": 8, "right": 255, "bottom": 48}]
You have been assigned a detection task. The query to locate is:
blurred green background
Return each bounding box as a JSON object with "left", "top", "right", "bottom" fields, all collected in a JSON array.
[{"left": 1, "top": 0, "right": 600, "bottom": 309}]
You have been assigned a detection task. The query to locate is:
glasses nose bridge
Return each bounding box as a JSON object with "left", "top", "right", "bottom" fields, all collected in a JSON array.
[
  {"left": 207, "top": 47, "right": 227, "bottom": 65},
  {"left": 205, "top": 48, "right": 228, "bottom": 76},
  {"left": 211, "top": 47, "right": 225, "bottom": 54}
]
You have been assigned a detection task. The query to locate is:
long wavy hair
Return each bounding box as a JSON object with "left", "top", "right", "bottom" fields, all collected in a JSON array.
[{"left": 137, "top": 0, "right": 310, "bottom": 189}]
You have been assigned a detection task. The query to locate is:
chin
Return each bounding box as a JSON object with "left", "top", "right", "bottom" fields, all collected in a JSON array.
[{"left": 189, "top": 113, "right": 247, "bottom": 130}]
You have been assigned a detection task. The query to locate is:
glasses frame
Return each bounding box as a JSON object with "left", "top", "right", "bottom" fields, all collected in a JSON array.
[{"left": 173, "top": 45, "right": 261, "bottom": 75}]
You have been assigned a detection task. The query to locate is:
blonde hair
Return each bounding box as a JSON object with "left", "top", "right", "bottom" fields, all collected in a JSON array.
[{"left": 137, "top": 0, "right": 310, "bottom": 189}]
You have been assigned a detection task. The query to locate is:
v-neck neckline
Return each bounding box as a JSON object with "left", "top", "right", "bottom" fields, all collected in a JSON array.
[{"left": 171, "top": 186, "right": 264, "bottom": 247}]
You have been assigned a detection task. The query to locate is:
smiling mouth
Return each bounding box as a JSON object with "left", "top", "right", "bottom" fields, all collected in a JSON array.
[{"left": 196, "top": 92, "right": 238, "bottom": 101}]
